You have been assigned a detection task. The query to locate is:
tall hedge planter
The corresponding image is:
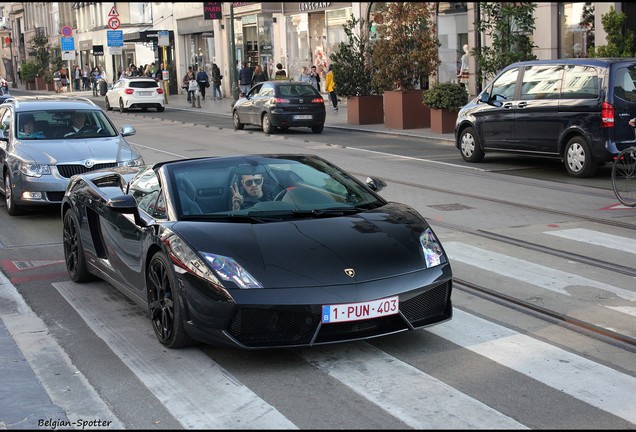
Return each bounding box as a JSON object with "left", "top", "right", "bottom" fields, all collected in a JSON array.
[
  {"left": 383, "top": 90, "right": 430, "bottom": 129},
  {"left": 429, "top": 108, "right": 458, "bottom": 134},
  {"left": 347, "top": 95, "right": 384, "bottom": 125}
]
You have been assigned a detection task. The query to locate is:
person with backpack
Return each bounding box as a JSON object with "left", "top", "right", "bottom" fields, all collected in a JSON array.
[{"left": 196, "top": 66, "right": 210, "bottom": 100}]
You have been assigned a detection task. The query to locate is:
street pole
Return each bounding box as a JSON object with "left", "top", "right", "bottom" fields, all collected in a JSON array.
[
  {"left": 162, "top": 45, "right": 168, "bottom": 105},
  {"left": 230, "top": 4, "right": 238, "bottom": 102}
]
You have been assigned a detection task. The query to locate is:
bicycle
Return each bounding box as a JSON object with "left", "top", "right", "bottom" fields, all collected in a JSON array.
[{"left": 611, "top": 135, "right": 636, "bottom": 207}]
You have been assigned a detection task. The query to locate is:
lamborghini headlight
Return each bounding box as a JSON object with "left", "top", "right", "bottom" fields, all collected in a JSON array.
[
  {"left": 201, "top": 253, "right": 263, "bottom": 289},
  {"left": 420, "top": 228, "right": 445, "bottom": 268}
]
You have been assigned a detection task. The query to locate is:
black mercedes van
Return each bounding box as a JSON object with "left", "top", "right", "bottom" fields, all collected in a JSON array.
[{"left": 455, "top": 58, "right": 636, "bottom": 177}]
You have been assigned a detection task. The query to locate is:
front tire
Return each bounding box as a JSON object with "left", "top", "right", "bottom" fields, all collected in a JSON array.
[
  {"left": 564, "top": 136, "right": 597, "bottom": 178},
  {"left": 147, "top": 253, "right": 193, "bottom": 348},
  {"left": 63, "top": 209, "right": 95, "bottom": 282},
  {"left": 458, "top": 127, "right": 484, "bottom": 162},
  {"left": 4, "top": 173, "right": 22, "bottom": 216},
  {"left": 233, "top": 111, "right": 244, "bottom": 130},
  {"left": 611, "top": 147, "right": 636, "bottom": 207}
]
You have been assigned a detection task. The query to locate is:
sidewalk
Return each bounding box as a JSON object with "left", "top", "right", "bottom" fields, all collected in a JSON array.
[{"left": 13, "top": 83, "right": 456, "bottom": 147}]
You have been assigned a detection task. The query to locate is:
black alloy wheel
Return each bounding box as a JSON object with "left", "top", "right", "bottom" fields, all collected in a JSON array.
[
  {"left": 63, "top": 209, "right": 94, "bottom": 282},
  {"left": 147, "top": 253, "right": 193, "bottom": 348}
]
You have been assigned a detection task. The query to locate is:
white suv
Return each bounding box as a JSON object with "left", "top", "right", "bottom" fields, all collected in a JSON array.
[{"left": 105, "top": 77, "right": 165, "bottom": 113}]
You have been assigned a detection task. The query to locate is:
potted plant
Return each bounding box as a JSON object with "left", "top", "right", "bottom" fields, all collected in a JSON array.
[
  {"left": 422, "top": 82, "right": 468, "bottom": 134},
  {"left": 20, "top": 60, "right": 39, "bottom": 90},
  {"left": 370, "top": 2, "right": 441, "bottom": 129},
  {"left": 330, "top": 15, "right": 383, "bottom": 125}
]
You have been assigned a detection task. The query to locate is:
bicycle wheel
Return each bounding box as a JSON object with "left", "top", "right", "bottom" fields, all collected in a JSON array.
[{"left": 611, "top": 147, "right": 636, "bottom": 207}]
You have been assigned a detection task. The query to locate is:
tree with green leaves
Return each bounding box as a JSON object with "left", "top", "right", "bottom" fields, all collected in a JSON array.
[
  {"left": 588, "top": 6, "right": 634, "bottom": 58},
  {"left": 27, "top": 32, "right": 52, "bottom": 77},
  {"left": 370, "top": 2, "right": 441, "bottom": 91},
  {"left": 473, "top": 2, "right": 538, "bottom": 82},
  {"left": 329, "top": 15, "right": 380, "bottom": 97}
]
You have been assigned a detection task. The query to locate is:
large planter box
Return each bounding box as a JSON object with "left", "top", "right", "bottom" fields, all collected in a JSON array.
[
  {"left": 35, "top": 77, "right": 46, "bottom": 91},
  {"left": 383, "top": 90, "right": 430, "bottom": 129},
  {"left": 429, "top": 108, "right": 458, "bottom": 134},
  {"left": 347, "top": 95, "right": 384, "bottom": 125}
]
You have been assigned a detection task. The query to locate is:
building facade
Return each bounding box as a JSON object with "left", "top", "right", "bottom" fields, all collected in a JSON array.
[{"left": 0, "top": 2, "right": 632, "bottom": 98}]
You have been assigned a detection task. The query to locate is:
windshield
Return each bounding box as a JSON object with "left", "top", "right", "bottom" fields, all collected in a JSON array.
[
  {"left": 16, "top": 110, "right": 118, "bottom": 140},
  {"left": 161, "top": 155, "right": 387, "bottom": 221}
]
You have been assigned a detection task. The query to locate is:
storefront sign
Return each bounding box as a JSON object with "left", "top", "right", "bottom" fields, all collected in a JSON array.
[
  {"left": 203, "top": 2, "right": 222, "bottom": 20},
  {"left": 93, "top": 45, "right": 104, "bottom": 56},
  {"left": 299, "top": 2, "right": 332, "bottom": 12}
]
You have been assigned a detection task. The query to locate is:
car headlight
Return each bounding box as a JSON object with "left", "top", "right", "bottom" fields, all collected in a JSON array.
[
  {"left": 118, "top": 157, "right": 144, "bottom": 167},
  {"left": 162, "top": 231, "right": 262, "bottom": 290},
  {"left": 19, "top": 162, "right": 51, "bottom": 177},
  {"left": 201, "top": 253, "right": 263, "bottom": 289},
  {"left": 420, "top": 228, "right": 445, "bottom": 268}
]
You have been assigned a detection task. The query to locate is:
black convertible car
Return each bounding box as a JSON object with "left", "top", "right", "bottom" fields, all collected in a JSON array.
[{"left": 62, "top": 154, "right": 452, "bottom": 349}]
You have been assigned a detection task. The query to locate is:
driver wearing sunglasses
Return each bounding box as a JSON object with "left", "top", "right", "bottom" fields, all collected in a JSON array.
[{"left": 231, "top": 174, "right": 271, "bottom": 210}]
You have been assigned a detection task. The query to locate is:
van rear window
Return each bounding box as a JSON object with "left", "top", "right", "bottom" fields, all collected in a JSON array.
[{"left": 562, "top": 65, "right": 599, "bottom": 99}]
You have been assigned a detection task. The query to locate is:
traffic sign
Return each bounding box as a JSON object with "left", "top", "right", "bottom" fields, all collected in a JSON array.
[
  {"left": 61, "top": 26, "right": 72, "bottom": 37},
  {"left": 61, "top": 37, "right": 75, "bottom": 51},
  {"left": 108, "top": 17, "right": 120, "bottom": 30},
  {"left": 108, "top": 6, "right": 119, "bottom": 17},
  {"left": 107, "top": 30, "right": 124, "bottom": 47}
]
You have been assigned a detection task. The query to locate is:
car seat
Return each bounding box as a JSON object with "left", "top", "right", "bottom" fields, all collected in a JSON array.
[{"left": 176, "top": 176, "right": 202, "bottom": 216}]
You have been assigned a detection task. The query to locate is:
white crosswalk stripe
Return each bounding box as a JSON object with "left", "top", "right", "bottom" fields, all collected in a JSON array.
[
  {"left": 429, "top": 309, "right": 636, "bottom": 424},
  {"left": 300, "top": 342, "right": 527, "bottom": 429},
  {"left": 52, "top": 281, "right": 297, "bottom": 430},
  {"left": 443, "top": 242, "right": 636, "bottom": 301},
  {"left": 545, "top": 228, "right": 636, "bottom": 254}
]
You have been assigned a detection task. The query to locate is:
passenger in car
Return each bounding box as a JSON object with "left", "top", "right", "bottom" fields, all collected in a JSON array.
[{"left": 18, "top": 114, "right": 45, "bottom": 139}]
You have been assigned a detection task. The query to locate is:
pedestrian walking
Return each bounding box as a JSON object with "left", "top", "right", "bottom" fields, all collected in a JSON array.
[
  {"left": 297, "top": 66, "right": 311, "bottom": 84},
  {"left": 73, "top": 65, "right": 81, "bottom": 91},
  {"left": 251, "top": 64, "right": 267, "bottom": 86},
  {"left": 211, "top": 63, "right": 223, "bottom": 100},
  {"left": 238, "top": 61, "right": 252, "bottom": 96},
  {"left": 325, "top": 64, "right": 338, "bottom": 111},
  {"left": 183, "top": 66, "right": 195, "bottom": 103},
  {"left": 91, "top": 67, "right": 100, "bottom": 96},
  {"left": 274, "top": 63, "right": 287, "bottom": 80},
  {"left": 196, "top": 66, "right": 209, "bottom": 100},
  {"left": 82, "top": 65, "right": 91, "bottom": 90},
  {"left": 189, "top": 78, "right": 201, "bottom": 108},
  {"left": 53, "top": 69, "right": 62, "bottom": 93},
  {"left": 309, "top": 65, "right": 320, "bottom": 91}
]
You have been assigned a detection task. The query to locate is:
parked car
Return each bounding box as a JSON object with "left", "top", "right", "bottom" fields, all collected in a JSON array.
[
  {"left": 61, "top": 154, "right": 453, "bottom": 349},
  {"left": 0, "top": 96, "right": 144, "bottom": 215},
  {"left": 105, "top": 76, "right": 165, "bottom": 112},
  {"left": 232, "top": 81, "right": 326, "bottom": 134},
  {"left": 455, "top": 58, "right": 636, "bottom": 177}
]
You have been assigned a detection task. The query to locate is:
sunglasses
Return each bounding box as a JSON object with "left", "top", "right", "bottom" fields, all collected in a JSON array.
[{"left": 243, "top": 178, "right": 263, "bottom": 187}]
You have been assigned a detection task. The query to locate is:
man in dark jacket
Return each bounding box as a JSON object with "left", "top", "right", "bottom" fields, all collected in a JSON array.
[
  {"left": 196, "top": 66, "right": 209, "bottom": 100},
  {"left": 238, "top": 61, "right": 252, "bottom": 96}
]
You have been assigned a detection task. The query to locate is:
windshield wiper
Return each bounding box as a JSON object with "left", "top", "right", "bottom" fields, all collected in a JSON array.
[
  {"left": 292, "top": 207, "right": 363, "bottom": 218},
  {"left": 180, "top": 213, "right": 279, "bottom": 223}
]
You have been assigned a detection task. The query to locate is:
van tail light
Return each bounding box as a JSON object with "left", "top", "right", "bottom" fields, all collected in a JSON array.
[
  {"left": 601, "top": 101, "right": 614, "bottom": 128},
  {"left": 156, "top": 88, "right": 164, "bottom": 94},
  {"left": 270, "top": 97, "right": 290, "bottom": 104},
  {"left": 124, "top": 88, "right": 134, "bottom": 95}
]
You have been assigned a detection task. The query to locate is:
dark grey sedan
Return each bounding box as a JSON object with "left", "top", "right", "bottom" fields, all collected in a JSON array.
[{"left": 232, "top": 81, "right": 326, "bottom": 134}]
